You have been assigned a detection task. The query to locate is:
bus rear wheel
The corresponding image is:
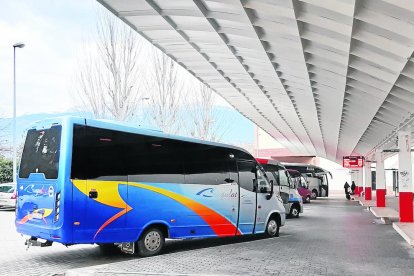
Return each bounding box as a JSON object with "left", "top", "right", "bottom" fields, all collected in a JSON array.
[
  {"left": 265, "top": 216, "right": 280, "bottom": 238},
  {"left": 136, "top": 227, "right": 165, "bottom": 257}
]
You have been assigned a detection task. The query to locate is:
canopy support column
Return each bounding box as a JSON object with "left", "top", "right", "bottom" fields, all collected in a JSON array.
[
  {"left": 364, "top": 160, "right": 372, "bottom": 200},
  {"left": 398, "top": 131, "right": 413, "bottom": 222},
  {"left": 375, "top": 150, "right": 386, "bottom": 207}
]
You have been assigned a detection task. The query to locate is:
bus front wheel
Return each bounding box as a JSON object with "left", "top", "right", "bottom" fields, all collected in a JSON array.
[
  {"left": 136, "top": 227, "right": 165, "bottom": 257},
  {"left": 265, "top": 216, "right": 280, "bottom": 238}
]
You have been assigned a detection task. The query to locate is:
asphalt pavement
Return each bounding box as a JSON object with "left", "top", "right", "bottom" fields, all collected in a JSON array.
[{"left": 1, "top": 197, "right": 414, "bottom": 276}]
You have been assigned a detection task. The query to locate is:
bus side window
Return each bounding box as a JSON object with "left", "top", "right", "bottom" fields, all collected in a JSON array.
[
  {"left": 182, "top": 145, "right": 231, "bottom": 185},
  {"left": 184, "top": 161, "right": 229, "bottom": 185},
  {"left": 125, "top": 135, "right": 185, "bottom": 184},
  {"left": 256, "top": 169, "right": 271, "bottom": 193},
  {"left": 237, "top": 161, "right": 256, "bottom": 192},
  {"left": 279, "top": 169, "right": 289, "bottom": 187}
]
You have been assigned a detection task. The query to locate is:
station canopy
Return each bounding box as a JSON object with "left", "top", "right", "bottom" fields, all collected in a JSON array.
[{"left": 99, "top": 0, "right": 414, "bottom": 163}]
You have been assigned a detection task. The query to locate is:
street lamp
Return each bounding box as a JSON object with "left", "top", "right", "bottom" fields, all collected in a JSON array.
[{"left": 13, "top": 42, "right": 25, "bottom": 184}]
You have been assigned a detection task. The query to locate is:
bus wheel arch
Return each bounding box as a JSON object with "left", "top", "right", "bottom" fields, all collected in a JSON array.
[
  {"left": 136, "top": 223, "right": 169, "bottom": 257},
  {"left": 265, "top": 212, "right": 280, "bottom": 238}
]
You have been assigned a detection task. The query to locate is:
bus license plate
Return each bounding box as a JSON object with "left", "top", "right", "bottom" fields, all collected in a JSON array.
[{"left": 121, "top": 242, "right": 135, "bottom": 254}]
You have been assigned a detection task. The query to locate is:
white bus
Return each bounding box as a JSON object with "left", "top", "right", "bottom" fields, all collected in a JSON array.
[{"left": 282, "top": 163, "right": 332, "bottom": 199}]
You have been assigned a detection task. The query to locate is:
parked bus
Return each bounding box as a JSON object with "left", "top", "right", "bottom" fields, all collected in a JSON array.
[
  {"left": 282, "top": 163, "right": 332, "bottom": 199},
  {"left": 286, "top": 169, "right": 312, "bottom": 203},
  {"left": 16, "top": 117, "right": 286, "bottom": 256},
  {"left": 257, "top": 159, "right": 303, "bottom": 218}
]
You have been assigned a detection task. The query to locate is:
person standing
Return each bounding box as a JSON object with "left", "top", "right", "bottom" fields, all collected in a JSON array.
[
  {"left": 351, "top": 181, "right": 356, "bottom": 195},
  {"left": 344, "top": 181, "right": 350, "bottom": 200}
]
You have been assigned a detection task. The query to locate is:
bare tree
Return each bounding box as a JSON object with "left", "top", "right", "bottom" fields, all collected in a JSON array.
[
  {"left": 185, "top": 82, "right": 230, "bottom": 142},
  {"left": 147, "top": 50, "right": 183, "bottom": 134},
  {"left": 76, "top": 11, "right": 144, "bottom": 121}
]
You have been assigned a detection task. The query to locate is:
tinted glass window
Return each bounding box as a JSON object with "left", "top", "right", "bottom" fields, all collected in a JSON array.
[
  {"left": 71, "top": 125, "right": 185, "bottom": 183},
  {"left": 183, "top": 145, "right": 232, "bottom": 185},
  {"left": 0, "top": 186, "right": 13, "bottom": 193},
  {"left": 238, "top": 161, "right": 256, "bottom": 192},
  {"left": 19, "top": 126, "right": 61, "bottom": 179},
  {"left": 262, "top": 164, "right": 280, "bottom": 185},
  {"left": 126, "top": 137, "right": 185, "bottom": 184},
  {"left": 185, "top": 161, "right": 230, "bottom": 185}
]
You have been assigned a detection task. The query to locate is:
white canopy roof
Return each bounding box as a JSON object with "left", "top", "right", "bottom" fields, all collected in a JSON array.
[{"left": 98, "top": 0, "right": 414, "bottom": 163}]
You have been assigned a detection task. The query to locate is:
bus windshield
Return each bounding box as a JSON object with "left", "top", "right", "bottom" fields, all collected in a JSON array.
[{"left": 19, "top": 125, "right": 62, "bottom": 179}]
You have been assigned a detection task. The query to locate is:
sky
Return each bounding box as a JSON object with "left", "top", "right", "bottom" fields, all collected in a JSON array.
[
  {"left": 0, "top": 0, "right": 254, "bottom": 149},
  {"left": 0, "top": 0, "right": 232, "bottom": 118},
  {"left": 0, "top": 0, "right": 98, "bottom": 116}
]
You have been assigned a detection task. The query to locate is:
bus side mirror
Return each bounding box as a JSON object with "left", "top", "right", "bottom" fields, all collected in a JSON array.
[{"left": 266, "top": 180, "right": 274, "bottom": 200}]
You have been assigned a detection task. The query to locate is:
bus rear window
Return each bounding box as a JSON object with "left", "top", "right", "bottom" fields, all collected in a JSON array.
[{"left": 19, "top": 125, "right": 62, "bottom": 179}]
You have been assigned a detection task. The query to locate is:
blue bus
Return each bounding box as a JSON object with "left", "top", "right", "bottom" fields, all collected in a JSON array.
[{"left": 16, "top": 117, "right": 285, "bottom": 256}]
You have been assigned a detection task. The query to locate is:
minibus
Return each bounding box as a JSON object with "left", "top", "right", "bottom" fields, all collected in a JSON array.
[
  {"left": 287, "top": 169, "right": 312, "bottom": 203},
  {"left": 16, "top": 117, "right": 286, "bottom": 256},
  {"left": 257, "top": 159, "right": 303, "bottom": 218},
  {"left": 283, "top": 163, "right": 332, "bottom": 199}
]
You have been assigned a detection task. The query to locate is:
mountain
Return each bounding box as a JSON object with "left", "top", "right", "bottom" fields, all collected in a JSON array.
[{"left": 0, "top": 107, "right": 254, "bottom": 152}]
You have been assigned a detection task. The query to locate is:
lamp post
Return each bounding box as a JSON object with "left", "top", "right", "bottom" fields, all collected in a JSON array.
[{"left": 13, "top": 42, "right": 25, "bottom": 184}]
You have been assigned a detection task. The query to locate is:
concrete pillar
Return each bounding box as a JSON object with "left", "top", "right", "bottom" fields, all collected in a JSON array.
[
  {"left": 357, "top": 168, "right": 363, "bottom": 196},
  {"left": 375, "top": 150, "right": 386, "bottom": 207},
  {"left": 398, "top": 131, "right": 413, "bottom": 222},
  {"left": 364, "top": 160, "right": 372, "bottom": 200}
]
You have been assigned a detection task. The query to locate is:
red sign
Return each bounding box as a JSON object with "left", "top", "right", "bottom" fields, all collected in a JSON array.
[{"left": 343, "top": 156, "right": 365, "bottom": 168}]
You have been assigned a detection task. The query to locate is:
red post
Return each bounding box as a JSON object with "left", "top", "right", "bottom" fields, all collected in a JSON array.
[
  {"left": 399, "top": 192, "right": 414, "bottom": 222},
  {"left": 376, "top": 189, "right": 386, "bottom": 207},
  {"left": 365, "top": 187, "right": 372, "bottom": 200}
]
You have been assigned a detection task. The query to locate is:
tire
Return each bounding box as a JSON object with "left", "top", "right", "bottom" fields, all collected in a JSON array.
[
  {"left": 136, "top": 227, "right": 165, "bottom": 257},
  {"left": 290, "top": 205, "right": 300, "bottom": 218},
  {"left": 265, "top": 216, "right": 280, "bottom": 238},
  {"left": 311, "top": 190, "right": 318, "bottom": 199},
  {"left": 305, "top": 196, "right": 311, "bottom": 203}
]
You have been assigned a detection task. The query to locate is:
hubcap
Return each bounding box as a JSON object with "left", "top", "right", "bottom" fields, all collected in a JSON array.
[
  {"left": 311, "top": 192, "right": 317, "bottom": 199},
  {"left": 267, "top": 220, "right": 278, "bottom": 236},
  {"left": 144, "top": 231, "right": 161, "bottom": 251},
  {"left": 291, "top": 208, "right": 299, "bottom": 216}
]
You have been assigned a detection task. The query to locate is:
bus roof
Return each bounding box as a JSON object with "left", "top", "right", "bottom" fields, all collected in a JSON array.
[
  {"left": 256, "top": 158, "right": 283, "bottom": 167},
  {"left": 29, "top": 116, "right": 253, "bottom": 158},
  {"left": 282, "top": 162, "right": 332, "bottom": 177}
]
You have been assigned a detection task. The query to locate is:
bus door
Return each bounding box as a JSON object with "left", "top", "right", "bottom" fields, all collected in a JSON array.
[
  {"left": 266, "top": 168, "right": 289, "bottom": 215},
  {"left": 237, "top": 161, "right": 257, "bottom": 234},
  {"left": 321, "top": 174, "right": 329, "bottom": 197},
  {"left": 255, "top": 168, "right": 273, "bottom": 233},
  {"left": 278, "top": 169, "right": 290, "bottom": 211}
]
